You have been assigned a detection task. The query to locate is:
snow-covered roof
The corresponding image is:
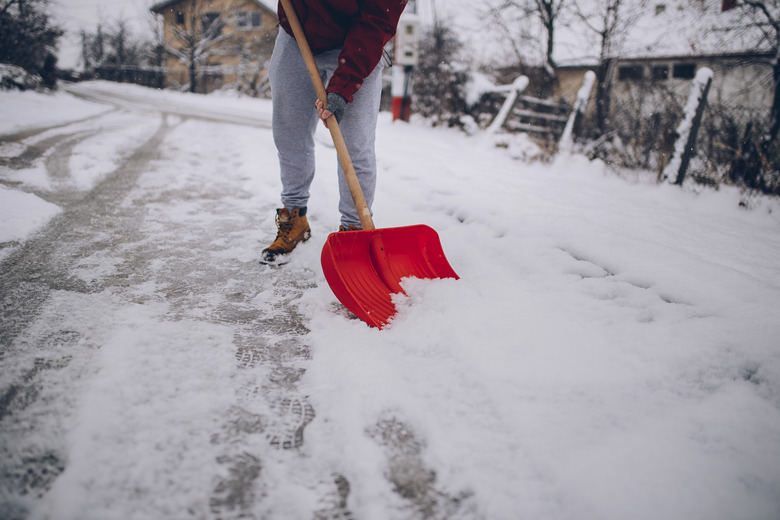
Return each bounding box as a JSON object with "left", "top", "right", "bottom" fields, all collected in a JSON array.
[
  {"left": 416, "top": 0, "right": 771, "bottom": 68},
  {"left": 618, "top": 1, "right": 770, "bottom": 59},
  {"left": 556, "top": 0, "right": 772, "bottom": 66}
]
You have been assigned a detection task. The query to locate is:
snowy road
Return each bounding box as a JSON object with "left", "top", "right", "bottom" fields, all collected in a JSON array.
[
  {"left": 2, "top": 82, "right": 780, "bottom": 520},
  {"left": 0, "top": 88, "right": 346, "bottom": 519},
  {"left": 64, "top": 82, "right": 274, "bottom": 128}
]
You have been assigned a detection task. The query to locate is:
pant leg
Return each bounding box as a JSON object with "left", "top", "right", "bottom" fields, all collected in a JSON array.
[
  {"left": 271, "top": 29, "right": 384, "bottom": 226},
  {"left": 269, "top": 31, "right": 319, "bottom": 210},
  {"left": 333, "top": 60, "right": 384, "bottom": 228}
]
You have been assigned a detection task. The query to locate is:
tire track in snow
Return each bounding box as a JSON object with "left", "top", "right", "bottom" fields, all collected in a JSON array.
[
  {"left": 0, "top": 114, "right": 174, "bottom": 518},
  {"left": 0, "top": 107, "right": 117, "bottom": 145},
  {"left": 26, "top": 115, "right": 329, "bottom": 519},
  {"left": 1, "top": 102, "right": 341, "bottom": 518},
  {"left": 0, "top": 114, "right": 172, "bottom": 348}
]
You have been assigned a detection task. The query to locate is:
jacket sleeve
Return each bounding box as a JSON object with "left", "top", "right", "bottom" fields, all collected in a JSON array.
[{"left": 326, "top": 0, "right": 407, "bottom": 103}]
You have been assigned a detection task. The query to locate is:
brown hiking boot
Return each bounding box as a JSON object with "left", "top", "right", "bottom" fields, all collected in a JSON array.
[
  {"left": 338, "top": 224, "right": 362, "bottom": 232},
  {"left": 260, "top": 208, "right": 311, "bottom": 264}
]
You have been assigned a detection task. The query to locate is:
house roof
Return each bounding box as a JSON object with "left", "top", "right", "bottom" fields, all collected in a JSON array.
[
  {"left": 617, "top": 1, "right": 770, "bottom": 60},
  {"left": 151, "top": 0, "right": 277, "bottom": 15},
  {"left": 554, "top": 0, "right": 771, "bottom": 67}
]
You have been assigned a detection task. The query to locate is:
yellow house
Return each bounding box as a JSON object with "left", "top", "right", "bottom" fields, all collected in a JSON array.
[{"left": 151, "top": 0, "right": 278, "bottom": 94}]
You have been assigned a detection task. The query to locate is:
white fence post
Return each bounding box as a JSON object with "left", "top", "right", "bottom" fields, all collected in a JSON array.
[
  {"left": 485, "top": 76, "right": 529, "bottom": 136},
  {"left": 662, "top": 67, "right": 713, "bottom": 185},
  {"left": 559, "top": 70, "right": 596, "bottom": 153}
]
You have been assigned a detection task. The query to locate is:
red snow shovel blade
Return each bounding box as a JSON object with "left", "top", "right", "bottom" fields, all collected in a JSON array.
[{"left": 321, "top": 225, "right": 459, "bottom": 329}]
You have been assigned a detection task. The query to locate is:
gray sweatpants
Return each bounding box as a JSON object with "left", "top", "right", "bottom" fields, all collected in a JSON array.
[{"left": 269, "top": 30, "right": 384, "bottom": 228}]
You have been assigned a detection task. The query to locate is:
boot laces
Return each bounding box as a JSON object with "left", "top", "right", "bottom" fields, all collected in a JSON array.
[{"left": 275, "top": 212, "right": 294, "bottom": 239}]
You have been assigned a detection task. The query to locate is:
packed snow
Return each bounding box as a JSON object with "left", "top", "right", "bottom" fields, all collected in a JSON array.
[{"left": 1, "top": 82, "right": 780, "bottom": 520}]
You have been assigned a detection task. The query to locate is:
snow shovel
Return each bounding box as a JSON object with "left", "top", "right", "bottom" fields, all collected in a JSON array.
[{"left": 279, "top": 0, "right": 459, "bottom": 329}]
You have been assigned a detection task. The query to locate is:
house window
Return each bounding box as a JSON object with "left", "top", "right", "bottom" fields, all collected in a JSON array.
[
  {"left": 652, "top": 65, "right": 669, "bottom": 80},
  {"left": 201, "top": 12, "right": 219, "bottom": 30},
  {"left": 237, "top": 11, "right": 263, "bottom": 28},
  {"left": 672, "top": 63, "right": 696, "bottom": 79},
  {"left": 175, "top": 11, "right": 185, "bottom": 25},
  {"left": 618, "top": 65, "right": 644, "bottom": 81}
]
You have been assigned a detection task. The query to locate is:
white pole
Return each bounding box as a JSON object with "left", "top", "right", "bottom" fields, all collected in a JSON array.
[
  {"left": 485, "top": 76, "right": 529, "bottom": 135},
  {"left": 559, "top": 70, "right": 596, "bottom": 153}
]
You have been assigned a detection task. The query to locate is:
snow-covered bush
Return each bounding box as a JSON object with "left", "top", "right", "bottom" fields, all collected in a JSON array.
[
  {"left": 0, "top": 64, "right": 43, "bottom": 91},
  {"left": 411, "top": 21, "right": 470, "bottom": 128},
  {"left": 723, "top": 119, "right": 780, "bottom": 196},
  {"left": 576, "top": 75, "right": 780, "bottom": 196},
  {"left": 0, "top": 0, "right": 61, "bottom": 89},
  {"left": 580, "top": 78, "right": 681, "bottom": 175}
]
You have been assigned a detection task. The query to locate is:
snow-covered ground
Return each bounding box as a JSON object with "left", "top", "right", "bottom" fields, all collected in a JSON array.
[{"left": 1, "top": 82, "right": 780, "bottom": 520}]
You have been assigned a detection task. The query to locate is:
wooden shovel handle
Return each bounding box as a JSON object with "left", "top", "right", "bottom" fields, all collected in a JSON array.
[{"left": 278, "top": 0, "right": 376, "bottom": 230}]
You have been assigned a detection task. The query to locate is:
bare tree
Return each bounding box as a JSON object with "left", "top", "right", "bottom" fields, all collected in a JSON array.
[
  {"left": 103, "top": 20, "right": 144, "bottom": 80},
  {"left": 80, "top": 26, "right": 103, "bottom": 72},
  {"left": 723, "top": 1, "right": 780, "bottom": 141},
  {"left": 162, "top": 4, "right": 239, "bottom": 93},
  {"left": 412, "top": 18, "right": 469, "bottom": 127},
  {"left": 570, "top": 0, "right": 646, "bottom": 134},
  {"left": 484, "top": 0, "right": 566, "bottom": 77},
  {"left": 534, "top": 0, "right": 567, "bottom": 73},
  {"left": 233, "top": 36, "right": 272, "bottom": 96},
  {"left": 706, "top": 0, "right": 780, "bottom": 192},
  {"left": 80, "top": 18, "right": 157, "bottom": 84}
]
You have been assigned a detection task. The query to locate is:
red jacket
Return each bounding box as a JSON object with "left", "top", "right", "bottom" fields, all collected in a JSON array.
[{"left": 278, "top": 0, "right": 407, "bottom": 102}]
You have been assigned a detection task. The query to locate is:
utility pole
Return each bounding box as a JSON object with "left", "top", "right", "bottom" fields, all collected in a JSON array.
[{"left": 391, "top": 0, "right": 419, "bottom": 122}]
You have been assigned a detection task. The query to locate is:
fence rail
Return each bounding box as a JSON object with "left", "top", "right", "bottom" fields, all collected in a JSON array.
[{"left": 485, "top": 76, "right": 572, "bottom": 141}]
